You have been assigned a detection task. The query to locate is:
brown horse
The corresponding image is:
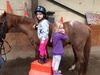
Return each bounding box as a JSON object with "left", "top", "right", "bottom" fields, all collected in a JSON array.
[{"left": 0, "top": 12, "right": 91, "bottom": 75}]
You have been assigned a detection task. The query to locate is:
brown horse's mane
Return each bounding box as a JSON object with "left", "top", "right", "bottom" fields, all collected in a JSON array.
[
  {"left": 6, "top": 13, "right": 36, "bottom": 26},
  {"left": 5, "top": 13, "right": 55, "bottom": 32}
]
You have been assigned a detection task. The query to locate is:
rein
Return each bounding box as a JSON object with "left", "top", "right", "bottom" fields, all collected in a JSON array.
[
  {"left": 0, "top": 17, "right": 12, "bottom": 61},
  {"left": 1, "top": 39, "right": 12, "bottom": 55}
]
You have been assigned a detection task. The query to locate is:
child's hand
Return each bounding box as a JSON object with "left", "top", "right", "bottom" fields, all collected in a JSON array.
[
  {"left": 59, "top": 29, "right": 65, "bottom": 33},
  {"left": 33, "top": 24, "right": 36, "bottom": 29},
  {"left": 62, "top": 29, "right": 65, "bottom": 33},
  {"left": 33, "top": 24, "right": 38, "bottom": 29},
  {"left": 41, "top": 40, "right": 44, "bottom": 44}
]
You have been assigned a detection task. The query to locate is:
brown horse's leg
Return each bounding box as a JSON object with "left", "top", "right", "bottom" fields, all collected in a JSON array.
[
  {"left": 69, "top": 45, "right": 78, "bottom": 70},
  {"left": 34, "top": 44, "right": 39, "bottom": 59},
  {"left": 46, "top": 46, "right": 49, "bottom": 58},
  {"left": 78, "top": 35, "right": 91, "bottom": 75},
  {"left": 75, "top": 48, "right": 85, "bottom": 75},
  {"left": 84, "top": 35, "right": 91, "bottom": 74}
]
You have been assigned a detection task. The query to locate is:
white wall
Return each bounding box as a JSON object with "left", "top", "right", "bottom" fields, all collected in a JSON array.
[
  {"left": 38, "top": 0, "right": 100, "bottom": 23},
  {"left": 0, "top": 0, "right": 100, "bottom": 23}
]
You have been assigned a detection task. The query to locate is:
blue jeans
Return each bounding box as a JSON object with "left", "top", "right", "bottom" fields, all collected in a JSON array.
[{"left": 0, "top": 56, "right": 4, "bottom": 66}]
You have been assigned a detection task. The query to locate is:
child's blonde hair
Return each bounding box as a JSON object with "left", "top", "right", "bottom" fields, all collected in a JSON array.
[
  {"left": 54, "top": 21, "right": 63, "bottom": 31},
  {"left": 50, "top": 21, "right": 64, "bottom": 42},
  {"left": 55, "top": 21, "right": 62, "bottom": 28}
]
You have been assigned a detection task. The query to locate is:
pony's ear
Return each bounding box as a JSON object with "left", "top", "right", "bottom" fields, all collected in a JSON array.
[{"left": 2, "top": 11, "right": 7, "bottom": 18}]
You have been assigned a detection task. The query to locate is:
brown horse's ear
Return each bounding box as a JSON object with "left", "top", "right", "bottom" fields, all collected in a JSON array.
[{"left": 3, "top": 11, "right": 7, "bottom": 18}]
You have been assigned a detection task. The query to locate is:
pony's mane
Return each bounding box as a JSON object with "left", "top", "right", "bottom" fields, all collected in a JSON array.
[
  {"left": 8, "top": 13, "right": 36, "bottom": 24},
  {"left": 0, "top": 12, "right": 36, "bottom": 25}
]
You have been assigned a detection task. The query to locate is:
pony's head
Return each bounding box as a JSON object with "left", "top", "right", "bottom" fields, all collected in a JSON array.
[
  {"left": 0, "top": 11, "right": 5, "bottom": 23},
  {"left": 0, "top": 11, "right": 7, "bottom": 18},
  {"left": 0, "top": 11, "right": 8, "bottom": 34}
]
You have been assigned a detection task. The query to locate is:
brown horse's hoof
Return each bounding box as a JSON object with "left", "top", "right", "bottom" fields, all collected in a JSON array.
[{"left": 69, "top": 64, "right": 76, "bottom": 71}]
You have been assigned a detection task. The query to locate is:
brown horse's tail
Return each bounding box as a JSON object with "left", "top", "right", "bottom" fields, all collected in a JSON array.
[{"left": 84, "top": 29, "right": 91, "bottom": 73}]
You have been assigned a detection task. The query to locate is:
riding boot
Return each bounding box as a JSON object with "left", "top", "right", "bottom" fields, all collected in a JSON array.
[
  {"left": 38, "top": 55, "right": 44, "bottom": 64},
  {"left": 43, "top": 55, "right": 47, "bottom": 63}
]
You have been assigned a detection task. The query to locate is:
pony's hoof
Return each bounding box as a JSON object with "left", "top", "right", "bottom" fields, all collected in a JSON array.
[
  {"left": 69, "top": 64, "right": 76, "bottom": 71},
  {"left": 69, "top": 67, "right": 73, "bottom": 71}
]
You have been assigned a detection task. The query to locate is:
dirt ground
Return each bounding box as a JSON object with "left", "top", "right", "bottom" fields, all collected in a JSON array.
[{"left": 0, "top": 47, "right": 100, "bottom": 75}]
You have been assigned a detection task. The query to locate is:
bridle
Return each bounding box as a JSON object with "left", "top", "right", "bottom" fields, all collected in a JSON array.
[
  {"left": 3, "top": 17, "right": 8, "bottom": 34},
  {"left": 0, "top": 16, "right": 11, "bottom": 61}
]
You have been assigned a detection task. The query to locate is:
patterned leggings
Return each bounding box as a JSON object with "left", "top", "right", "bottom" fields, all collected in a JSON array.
[{"left": 52, "top": 55, "right": 61, "bottom": 71}]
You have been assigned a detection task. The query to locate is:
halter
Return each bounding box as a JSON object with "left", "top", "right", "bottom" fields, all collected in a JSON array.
[{"left": 3, "top": 17, "right": 8, "bottom": 33}]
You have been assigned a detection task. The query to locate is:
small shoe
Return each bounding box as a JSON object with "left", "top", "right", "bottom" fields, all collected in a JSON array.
[
  {"left": 53, "top": 70, "right": 62, "bottom": 75},
  {"left": 55, "top": 70, "right": 62, "bottom": 75},
  {"left": 54, "top": 73, "right": 62, "bottom": 75},
  {"left": 43, "top": 55, "right": 47, "bottom": 63},
  {"left": 57, "top": 70, "right": 61, "bottom": 74},
  {"left": 38, "top": 55, "right": 44, "bottom": 64}
]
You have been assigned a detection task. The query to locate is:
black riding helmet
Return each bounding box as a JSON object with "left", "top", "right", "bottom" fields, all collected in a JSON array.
[{"left": 34, "top": 6, "right": 46, "bottom": 15}]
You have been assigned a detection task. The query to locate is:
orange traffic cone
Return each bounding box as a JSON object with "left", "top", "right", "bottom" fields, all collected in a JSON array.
[
  {"left": 24, "top": 2, "right": 28, "bottom": 17},
  {"left": 6, "top": 0, "right": 12, "bottom": 14},
  {"left": 60, "top": 17, "right": 64, "bottom": 23}
]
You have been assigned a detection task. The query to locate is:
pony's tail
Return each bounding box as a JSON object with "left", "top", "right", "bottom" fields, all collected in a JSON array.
[{"left": 84, "top": 29, "right": 91, "bottom": 73}]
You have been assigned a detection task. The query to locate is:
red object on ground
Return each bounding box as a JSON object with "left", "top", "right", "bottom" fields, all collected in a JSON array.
[{"left": 29, "top": 59, "right": 52, "bottom": 75}]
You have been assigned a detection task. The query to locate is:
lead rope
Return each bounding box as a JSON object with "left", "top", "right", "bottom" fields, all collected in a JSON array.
[{"left": 1, "top": 39, "right": 11, "bottom": 61}]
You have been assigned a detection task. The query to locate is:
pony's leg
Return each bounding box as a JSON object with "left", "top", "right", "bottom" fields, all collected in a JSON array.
[
  {"left": 75, "top": 48, "right": 85, "bottom": 75},
  {"left": 77, "top": 39, "right": 90, "bottom": 75},
  {"left": 34, "top": 44, "right": 39, "bottom": 59},
  {"left": 46, "top": 46, "right": 49, "bottom": 58},
  {"left": 69, "top": 45, "right": 78, "bottom": 70}
]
